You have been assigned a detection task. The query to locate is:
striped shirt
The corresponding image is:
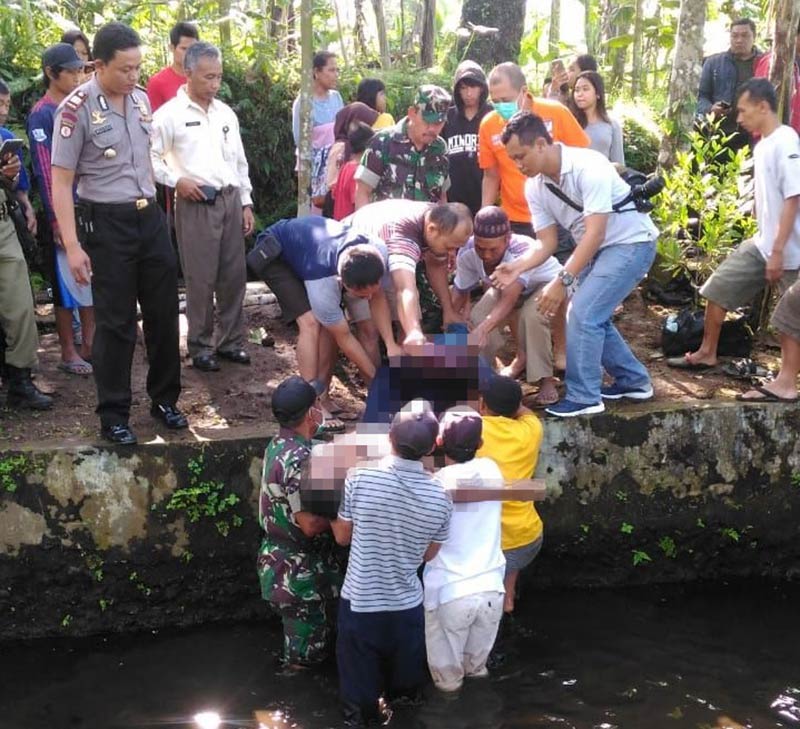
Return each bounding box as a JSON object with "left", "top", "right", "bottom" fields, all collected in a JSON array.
[
  {"left": 26, "top": 95, "right": 60, "bottom": 225},
  {"left": 454, "top": 233, "right": 562, "bottom": 297},
  {"left": 339, "top": 455, "right": 452, "bottom": 612},
  {"left": 344, "top": 199, "right": 445, "bottom": 274}
]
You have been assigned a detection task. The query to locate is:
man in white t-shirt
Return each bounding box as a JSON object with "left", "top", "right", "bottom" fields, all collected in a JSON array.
[
  {"left": 489, "top": 112, "right": 659, "bottom": 417},
  {"left": 453, "top": 205, "right": 564, "bottom": 406},
  {"left": 424, "top": 406, "right": 506, "bottom": 692},
  {"left": 669, "top": 78, "right": 800, "bottom": 373}
]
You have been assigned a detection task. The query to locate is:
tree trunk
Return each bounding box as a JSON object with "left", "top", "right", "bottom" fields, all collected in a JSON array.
[
  {"left": 296, "top": 0, "right": 313, "bottom": 217},
  {"left": 218, "top": 0, "right": 232, "bottom": 49},
  {"left": 630, "top": 0, "right": 644, "bottom": 96},
  {"left": 608, "top": 4, "right": 633, "bottom": 91},
  {"left": 459, "top": 0, "right": 526, "bottom": 69},
  {"left": 286, "top": 1, "right": 297, "bottom": 54},
  {"left": 371, "top": 0, "right": 392, "bottom": 68},
  {"left": 767, "top": 0, "right": 800, "bottom": 125},
  {"left": 585, "top": 0, "right": 598, "bottom": 57},
  {"left": 549, "top": 0, "right": 561, "bottom": 56},
  {"left": 420, "top": 0, "right": 436, "bottom": 67},
  {"left": 332, "top": 0, "right": 349, "bottom": 68},
  {"left": 658, "top": 0, "right": 706, "bottom": 168},
  {"left": 354, "top": 0, "right": 368, "bottom": 59}
]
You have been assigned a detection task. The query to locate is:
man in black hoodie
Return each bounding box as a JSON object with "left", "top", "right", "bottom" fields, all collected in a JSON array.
[{"left": 442, "top": 61, "right": 492, "bottom": 217}]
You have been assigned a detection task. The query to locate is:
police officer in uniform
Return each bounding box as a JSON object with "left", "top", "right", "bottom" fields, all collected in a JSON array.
[{"left": 51, "top": 22, "right": 186, "bottom": 444}]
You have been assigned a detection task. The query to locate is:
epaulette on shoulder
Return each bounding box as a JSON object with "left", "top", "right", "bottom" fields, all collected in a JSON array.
[{"left": 64, "top": 89, "right": 88, "bottom": 113}]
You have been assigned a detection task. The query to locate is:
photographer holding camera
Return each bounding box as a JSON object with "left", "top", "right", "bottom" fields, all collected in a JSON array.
[{"left": 490, "top": 112, "right": 659, "bottom": 417}]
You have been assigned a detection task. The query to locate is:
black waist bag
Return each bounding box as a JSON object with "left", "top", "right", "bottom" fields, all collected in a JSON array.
[
  {"left": 662, "top": 308, "right": 753, "bottom": 357},
  {"left": 246, "top": 231, "right": 283, "bottom": 280}
]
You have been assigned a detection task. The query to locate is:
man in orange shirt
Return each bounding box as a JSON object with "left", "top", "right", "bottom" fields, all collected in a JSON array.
[{"left": 479, "top": 62, "right": 589, "bottom": 262}]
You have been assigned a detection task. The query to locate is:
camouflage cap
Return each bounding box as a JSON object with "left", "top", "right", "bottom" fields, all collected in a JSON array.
[{"left": 414, "top": 84, "right": 452, "bottom": 123}]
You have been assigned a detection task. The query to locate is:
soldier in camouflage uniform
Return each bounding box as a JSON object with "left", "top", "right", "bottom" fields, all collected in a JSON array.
[
  {"left": 354, "top": 84, "right": 452, "bottom": 208},
  {"left": 257, "top": 376, "right": 343, "bottom": 667}
]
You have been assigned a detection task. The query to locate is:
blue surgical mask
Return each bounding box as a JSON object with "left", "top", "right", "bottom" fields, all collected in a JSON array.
[{"left": 493, "top": 101, "right": 518, "bottom": 121}]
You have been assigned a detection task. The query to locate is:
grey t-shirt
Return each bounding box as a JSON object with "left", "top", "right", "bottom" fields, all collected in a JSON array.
[{"left": 584, "top": 118, "right": 625, "bottom": 165}]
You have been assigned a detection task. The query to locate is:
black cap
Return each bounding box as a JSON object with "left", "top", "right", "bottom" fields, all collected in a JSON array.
[
  {"left": 271, "top": 376, "right": 317, "bottom": 425},
  {"left": 439, "top": 406, "right": 483, "bottom": 462},
  {"left": 42, "top": 43, "right": 85, "bottom": 71},
  {"left": 480, "top": 375, "right": 522, "bottom": 417},
  {"left": 390, "top": 399, "right": 439, "bottom": 460}
]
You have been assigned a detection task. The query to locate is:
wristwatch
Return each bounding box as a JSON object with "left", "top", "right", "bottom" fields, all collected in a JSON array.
[{"left": 558, "top": 269, "right": 575, "bottom": 287}]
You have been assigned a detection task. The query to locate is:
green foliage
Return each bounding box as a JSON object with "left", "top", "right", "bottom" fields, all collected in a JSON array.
[
  {"left": 620, "top": 522, "right": 634, "bottom": 534},
  {"left": 791, "top": 472, "right": 800, "bottom": 488},
  {"left": 614, "top": 490, "right": 628, "bottom": 502},
  {"left": 219, "top": 62, "right": 297, "bottom": 225},
  {"left": 658, "top": 535, "right": 677, "bottom": 558},
  {"left": 165, "top": 451, "right": 242, "bottom": 537},
  {"left": 720, "top": 527, "right": 740, "bottom": 542},
  {"left": 632, "top": 549, "right": 651, "bottom": 566},
  {"left": 0, "top": 454, "right": 32, "bottom": 493},
  {"left": 617, "top": 109, "right": 661, "bottom": 174},
  {"left": 653, "top": 121, "right": 757, "bottom": 295}
]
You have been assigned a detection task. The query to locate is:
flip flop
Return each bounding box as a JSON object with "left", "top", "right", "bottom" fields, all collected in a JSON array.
[
  {"left": 57, "top": 359, "right": 93, "bottom": 376},
  {"left": 722, "top": 358, "right": 771, "bottom": 380},
  {"left": 736, "top": 385, "right": 798, "bottom": 403},
  {"left": 318, "top": 417, "right": 347, "bottom": 435},
  {"left": 666, "top": 355, "right": 715, "bottom": 371},
  {"left": 526, "top": 391, "right": 560, "bottom": 408}
]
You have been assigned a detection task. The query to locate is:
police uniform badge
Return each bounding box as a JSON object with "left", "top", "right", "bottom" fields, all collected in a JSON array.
[
  {"left": 59, "top": 110, "right": 78, "bottom": 139},
  {"left": 91, "top": 110, "right": 107, "bottom": 125},
  {"left": 65, "top": 89, "right": 87, "bottom": 112}
]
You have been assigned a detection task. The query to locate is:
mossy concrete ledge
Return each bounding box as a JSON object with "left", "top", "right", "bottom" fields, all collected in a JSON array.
[{"left": 1, "top": 401, "right": 799, "bottom": 640}]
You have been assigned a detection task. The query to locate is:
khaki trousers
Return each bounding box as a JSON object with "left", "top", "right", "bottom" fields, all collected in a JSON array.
[
  {"left": 0, "top": 215, "right": 39, "bottom": 369},
  {"left": 470, "top": 286, "right": 553, "bottom": 382},
  {"left": 175, "top": 187, "right": 247, "bottom": 357}
]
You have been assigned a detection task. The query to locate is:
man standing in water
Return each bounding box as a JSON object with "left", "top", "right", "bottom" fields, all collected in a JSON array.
[{"left": 258, "top": 376, "right": 343, "bottom": 668}]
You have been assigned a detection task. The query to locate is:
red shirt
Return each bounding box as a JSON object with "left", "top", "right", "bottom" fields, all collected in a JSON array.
[
  {"left": 333, "top": 160, "right": 359, "bottom": 220},
  {"left": 146, "top": 66, "right": 186, "bottom": 112}
]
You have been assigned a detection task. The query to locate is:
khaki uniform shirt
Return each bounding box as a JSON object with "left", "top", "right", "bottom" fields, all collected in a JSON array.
[{"left": 51, "top": 76, "right": 156, "bottom": 203}]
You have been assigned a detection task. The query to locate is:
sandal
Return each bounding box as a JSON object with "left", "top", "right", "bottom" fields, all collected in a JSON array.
[
  {"left": 57, "top": 359, "right": 93, "bottom": 376},
  {"left": 318, "top": 417, "right": 347, "bottom": 435},
  {"left": 736, "top": 385, "right": 797, "bottom": 403},
  {"left": 722, "top": 358, "right": 771, "bottom": 381}
]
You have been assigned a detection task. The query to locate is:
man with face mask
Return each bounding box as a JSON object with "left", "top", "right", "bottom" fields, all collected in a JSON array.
[
  {"left": 478, "top": 63, "right": 588, "bottom": 250},
  {"left": 258, "top": 375, "right": 343, "bottom": 670},
  {"left": 354, "top": 84, "right": 452, "bottom": 209}
]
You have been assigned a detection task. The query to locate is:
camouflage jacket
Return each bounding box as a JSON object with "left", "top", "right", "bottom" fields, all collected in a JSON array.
[
  {"left": 257, "top": 427, "right": 342, "bottom": 604},
  {"left": 356, "top": 117, "right": 451, "bottom": 203}
]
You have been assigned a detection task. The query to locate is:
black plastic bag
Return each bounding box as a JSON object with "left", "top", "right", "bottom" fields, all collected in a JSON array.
[{"left": 662, "top": 308, "right": 753, "bottom": 357}]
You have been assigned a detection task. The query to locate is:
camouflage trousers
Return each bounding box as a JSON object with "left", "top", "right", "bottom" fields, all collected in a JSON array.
[{"left": 272, "top": 597, "right": 337, "bottom": 666}]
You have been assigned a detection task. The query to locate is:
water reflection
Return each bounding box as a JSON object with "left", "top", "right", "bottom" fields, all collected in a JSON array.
[{"left": 0, "top": 583, "right": 798, "bottom": 729}]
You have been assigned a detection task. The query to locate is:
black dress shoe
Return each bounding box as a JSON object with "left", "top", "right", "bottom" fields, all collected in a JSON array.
[
  {"left": 217, "top": 348, "right": 251, "bottom": 365},
  {"left": 100, "top": 423, "right": 138, "bottom": 445},
  {"left": 150, "top": 403, "right": 189, "bottom": 429},
  {"left": 192, "top": 353, "right": 220, "bottom": 371}
]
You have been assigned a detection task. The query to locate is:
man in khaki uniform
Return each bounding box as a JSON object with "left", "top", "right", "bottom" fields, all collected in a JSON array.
[
  {"left": 51, "top": 22, "right": 185, "bottom": 445},
  {"left": 451, "top": 206, "right": 564, "bottom": 407},
  {"left": 0, "top": 151, "right": 52, "bottom": 409},
  {"left": 151, "top": 41, "right": 254, "bottom": 373}
]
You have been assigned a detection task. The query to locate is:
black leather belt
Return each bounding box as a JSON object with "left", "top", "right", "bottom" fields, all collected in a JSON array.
[{"left": 82, "top": 197, "right": 155, "bottom": 213}]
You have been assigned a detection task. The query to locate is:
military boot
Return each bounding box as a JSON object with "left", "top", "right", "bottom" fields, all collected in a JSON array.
[{"left": 5, "top": 365, "right": 53, "bottom": 410}]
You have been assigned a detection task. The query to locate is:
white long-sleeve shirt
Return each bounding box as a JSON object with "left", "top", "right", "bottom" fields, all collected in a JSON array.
[{"left": 150, "top": 86, "right": 253, "bottom": 206}]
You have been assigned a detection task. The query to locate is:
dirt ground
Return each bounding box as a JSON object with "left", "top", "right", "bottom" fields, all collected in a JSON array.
[{"left": 0, "top": 284, "right": 782, "bottom": 447}]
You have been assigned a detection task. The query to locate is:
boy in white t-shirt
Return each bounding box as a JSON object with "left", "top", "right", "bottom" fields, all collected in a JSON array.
[{"left": 423, "top": 406, "right": 506, "bottom": 692}]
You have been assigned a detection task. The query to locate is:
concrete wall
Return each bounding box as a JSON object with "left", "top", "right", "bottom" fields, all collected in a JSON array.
[{"left": 1, "top": 402, "right": 799, "bottom": 640}]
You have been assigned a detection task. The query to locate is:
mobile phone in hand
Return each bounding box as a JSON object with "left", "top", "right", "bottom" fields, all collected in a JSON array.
[{"left": 0, "top": 138, "right": 24, "bottom": 162}]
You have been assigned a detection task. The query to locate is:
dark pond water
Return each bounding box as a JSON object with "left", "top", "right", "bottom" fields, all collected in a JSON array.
[{"left": 1, "top": 582, "right": 799, "bottom": 729}]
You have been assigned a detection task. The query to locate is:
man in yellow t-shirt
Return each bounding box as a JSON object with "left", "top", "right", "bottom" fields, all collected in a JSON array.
[{"left": 476, "top": 375, "right": 543, "bottom": 614}]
